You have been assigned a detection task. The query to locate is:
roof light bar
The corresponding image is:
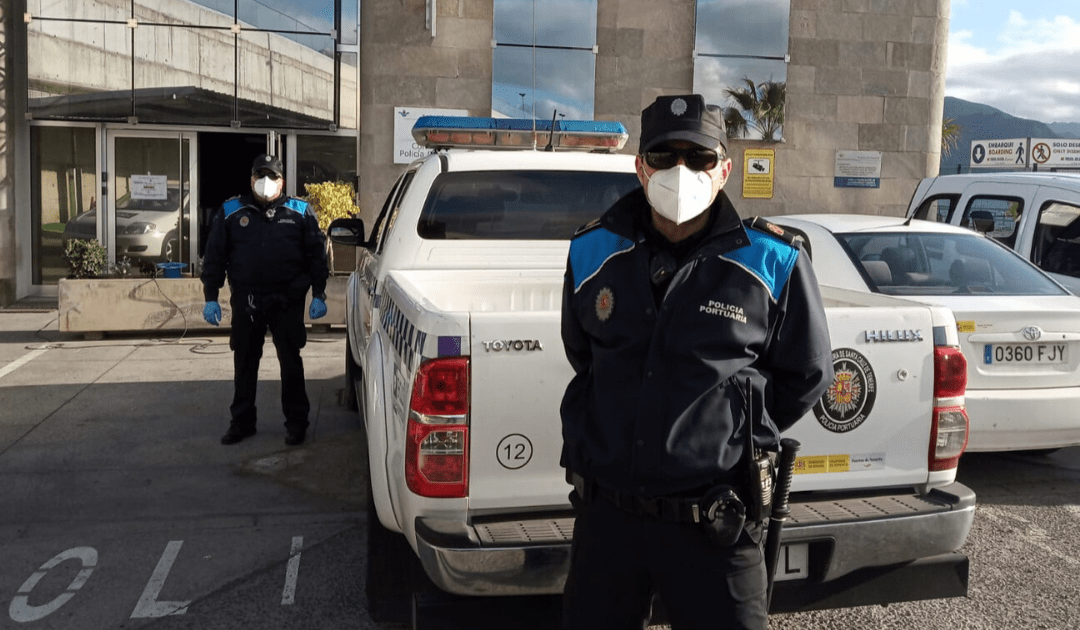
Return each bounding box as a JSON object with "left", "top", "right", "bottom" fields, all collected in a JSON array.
[{"left": 412, "top": 116, "right": 629, "bottom": 152}]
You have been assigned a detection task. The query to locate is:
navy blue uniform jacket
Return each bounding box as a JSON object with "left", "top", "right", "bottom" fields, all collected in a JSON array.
[
  {"left": 201, "top": 194, "right": 329, "bottom": 303},
  {"left": 560, "top": 189, "right": 833, "bottom": 496}
]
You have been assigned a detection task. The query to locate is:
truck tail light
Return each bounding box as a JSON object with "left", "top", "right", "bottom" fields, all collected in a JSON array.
[
  {"left": 930, "top": 346, "right": 969, "bottom": 471},
  {"left": 406, "top": 357, "right": 469, "bottom": 498}
]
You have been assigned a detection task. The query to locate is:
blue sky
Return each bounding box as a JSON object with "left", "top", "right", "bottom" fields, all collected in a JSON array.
[{"left": 947, "top": 1, "right": 1080, "bottom": 123}]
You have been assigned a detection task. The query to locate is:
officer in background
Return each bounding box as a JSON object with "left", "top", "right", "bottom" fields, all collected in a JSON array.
[
  {"left": 201, "top": 154, "right": 329, "bottom": 446},
  {"left": 560, "top": 95, "right": 833, "bottom": 629}
]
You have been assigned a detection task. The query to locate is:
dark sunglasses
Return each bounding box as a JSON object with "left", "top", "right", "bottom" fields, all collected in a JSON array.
[
  {"left": 644, "top": 146, "right": 721, "bottom": 172},
  {"left": 254, "top": 170, "right": 282, "bottom": 180}
]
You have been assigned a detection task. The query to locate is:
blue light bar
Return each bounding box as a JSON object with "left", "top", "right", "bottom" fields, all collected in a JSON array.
[{"left": 412, "top": 116, "right": 629, "bottom": 152}]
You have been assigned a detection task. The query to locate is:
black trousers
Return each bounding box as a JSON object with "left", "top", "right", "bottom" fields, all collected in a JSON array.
[
  {"left": 228, "top": 292, "right": 310, "bottom": 434},
  {"left": 562, "top": 490, "right": 768, "bottom": 630}
]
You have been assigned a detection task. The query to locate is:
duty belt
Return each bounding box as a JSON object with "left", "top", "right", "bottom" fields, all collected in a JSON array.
[{"left": 570, "top": 472, "right": 708, "bottom": 524}]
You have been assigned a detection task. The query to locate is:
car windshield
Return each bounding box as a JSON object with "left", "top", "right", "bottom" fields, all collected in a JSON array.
[
  {"left": 417, "top": 170, "right": 641, "bottom": 240},
  {"left": 836, "top": 231, "right": 1067, "bottom": 296}
]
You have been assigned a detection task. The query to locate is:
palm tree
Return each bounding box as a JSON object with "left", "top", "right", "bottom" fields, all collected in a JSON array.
[
  {"left": 941, "top": 117, "right": 962, "bottom": 157},
  {"left": 722, "top": 78, "right": 786, "bottom": 142}
]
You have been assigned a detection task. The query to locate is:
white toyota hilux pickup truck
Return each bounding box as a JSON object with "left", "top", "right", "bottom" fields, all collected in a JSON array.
[{"left": 330, "top": 117, "right": 976, "bottom": 624}]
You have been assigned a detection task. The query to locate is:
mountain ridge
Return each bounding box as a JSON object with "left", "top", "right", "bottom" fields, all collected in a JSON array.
[{"left": 940, "top": 96, "right": 1080, "bottom": 172}]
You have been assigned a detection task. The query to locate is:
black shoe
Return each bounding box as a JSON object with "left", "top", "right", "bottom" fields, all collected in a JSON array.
[
  {"left": 285, "top": 431, "right": 306, "bottom": 446},
  {"left": 221, "top": 426, "right": 256, "bottom": 445}
]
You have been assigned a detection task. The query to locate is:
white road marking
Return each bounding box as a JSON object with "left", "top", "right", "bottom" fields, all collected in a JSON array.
[
  {"left": 9, "top": 547, "right": 98, "bottom": 623},
  {"left": 130, "top": 541, "right": 191, "bottom": 618},
  {"left": 282, "top": 536, "right": 303, "bottom": 605},
  {"left": 0, "top": 348, "right": 48, "bottom": 381}
]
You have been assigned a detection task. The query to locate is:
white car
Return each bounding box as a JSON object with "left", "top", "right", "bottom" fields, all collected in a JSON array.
[{"left": 773, "top": 214, "right": 1080, "bottom": 453}]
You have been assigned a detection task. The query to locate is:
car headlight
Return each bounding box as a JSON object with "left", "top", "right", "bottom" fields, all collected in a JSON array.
[{"left": 122, "top": 222, "right": 157, "bottom": 235}]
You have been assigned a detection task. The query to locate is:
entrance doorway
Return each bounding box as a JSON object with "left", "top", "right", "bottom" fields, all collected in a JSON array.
[{"left": 196, "top": 133, "right": 283, "bottom": 258}]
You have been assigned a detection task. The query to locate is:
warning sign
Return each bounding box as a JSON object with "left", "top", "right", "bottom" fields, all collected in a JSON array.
[
  {"left": 742, "top": 149, "right": 774, "bottom": 199},
  {"left": 1030, "top": 138, "right": 1080, "bottom": 167}
]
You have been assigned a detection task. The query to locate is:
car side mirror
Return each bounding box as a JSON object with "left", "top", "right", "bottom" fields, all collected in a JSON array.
[
  {"left": 969, "top": 210, "right": 995, "bottom": 234},
  {"left": 328, "top": 217, "right": 368, "bottom": 248}
]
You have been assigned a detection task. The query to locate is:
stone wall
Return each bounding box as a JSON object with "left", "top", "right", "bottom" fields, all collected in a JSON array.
[
  {"left": 358, "top": 0, "right": 950, "bottom": 224},
  {"left": 359, "top": 0, "right": 493, "bottom": 224}
]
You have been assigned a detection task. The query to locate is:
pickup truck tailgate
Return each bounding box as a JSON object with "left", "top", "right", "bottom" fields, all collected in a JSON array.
[
  {"left": 468, "top": 310, "right": 569, "bottom": 511},
  {"left": 782, "top": 293, "right": 947, "bottom": 492}
]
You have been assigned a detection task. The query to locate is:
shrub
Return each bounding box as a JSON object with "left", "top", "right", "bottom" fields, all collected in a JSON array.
[
  {"left": 304, "top": 181, "right": 360, "bottom": 232},
  {"left": 63, "top": 239, "right": 107, "bottom": 279}
]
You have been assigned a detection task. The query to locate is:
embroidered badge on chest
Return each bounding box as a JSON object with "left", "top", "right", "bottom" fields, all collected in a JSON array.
[
  {"left": 240, "top": 216, "right": 250, "bottom": 227},
  {"left": 595, "top": 287, "right": 614, "bottom": 322}
]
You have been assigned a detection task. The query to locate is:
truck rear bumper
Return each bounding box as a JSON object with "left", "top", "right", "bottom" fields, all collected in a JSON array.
[{"left": 413, "top": 482, "right": 975, "bottom": 600}]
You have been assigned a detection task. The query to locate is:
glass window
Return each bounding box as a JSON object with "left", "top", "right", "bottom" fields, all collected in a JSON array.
[
  {"left": 837, "top": 232, "right": 1064, "bottom": 296},
  {"left": 960, "top": 196, "right": 1023, "bottom": 244},
  {"left": 1033, "top": 201, "right": 1080, "bottom": 278},
  {"left": 492, "top": 0, "right": 598, "bottom": 120},
  {"left": 912, "top": 194, "right": 960, "bottom": 223},
  {"left": 341, "top": 0, "right": 360, "bottom": 45},
  {"left": 27, "top": 0, "right": 121, "bottom": 20},
  {"left": 238, "top": 31, "right": 336, "bottom": 128},
  {"left": 27, "top": 20, "right": 132, "bottom": 122},
  {"left": 417, "top": 170, "right": 640, "bottom": 240},
  {"left": 493, "top": 47, "right": 596, "bottom": 120},
  {"left": 296, "top": 135, "right": 358, "bottom": 192},
  {"left": 112, "top": 136, "right": 192, "bottom": 266},
  {"left": 339, "top": 52, "right": 359, "bottom": 129},
  {"left": 694, "top": 0, "right": 790, "bottom": 141},
  {"left": 35, "top": 127, "right": 98, "bottom": 285},
  {"left": 134, "top": 24, "right": 236, "bottom": 126},
  {"left": 240, "top": 0, "right": 334, "bottom": 33}
]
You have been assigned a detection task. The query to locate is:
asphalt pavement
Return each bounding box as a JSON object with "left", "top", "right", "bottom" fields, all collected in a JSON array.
[{"left": 0, "top": 302, "right": 376, "bottom": 629}]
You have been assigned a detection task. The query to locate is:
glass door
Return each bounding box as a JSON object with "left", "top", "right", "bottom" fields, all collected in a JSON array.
[{"left": 106, "top": 131, "right": 198, "bottom": 275}]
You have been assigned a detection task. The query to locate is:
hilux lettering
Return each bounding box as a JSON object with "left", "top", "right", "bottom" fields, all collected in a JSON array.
[{"left": 864, "top": 329, "right": 923, "bottom": 342}]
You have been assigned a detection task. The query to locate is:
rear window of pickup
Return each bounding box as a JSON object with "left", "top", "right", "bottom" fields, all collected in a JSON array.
[{"left": 416, "top": 170, "right": 641, "bottom": 240}]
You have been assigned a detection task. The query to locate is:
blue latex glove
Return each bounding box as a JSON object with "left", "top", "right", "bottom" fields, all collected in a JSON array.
[
  {"left": 203, "top": 301, "right": 222, "bottom": 326},
  {"left": 309, "top": 297, "right": 327, "bottom": 320}
]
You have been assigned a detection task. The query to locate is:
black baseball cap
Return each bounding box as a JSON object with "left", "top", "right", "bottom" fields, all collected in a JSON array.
[
  {"left": 639, "top": 94, "right": 727, "bottom": 154},
  {"left": 251, "top": 153, "right": 283, "bottom": 177}
]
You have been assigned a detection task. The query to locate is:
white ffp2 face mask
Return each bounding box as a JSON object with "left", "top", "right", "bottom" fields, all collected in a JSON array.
[
  {"left": 253, "top": 176, "right": 282, "bottom": 200},
  {"left": 644, "top": 165, "right": 715, "bottom": 224}
]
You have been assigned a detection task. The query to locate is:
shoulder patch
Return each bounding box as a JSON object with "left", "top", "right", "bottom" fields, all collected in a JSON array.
[
  {"left": 569, "top": 227, "right": 635, "bottom": 292},
  {"left": 747, "top": 217, "right": 800, "bottom": 246},
  {"left": 222, "top": 197, "right": 245, "bottom": 218},
  {"left": 282, "top": 198, "right": 310, "bottom": 216},
  {"left": 573, "top": 218, "right": 602, "bottom": 237},
  {"left": 723, "top": 227, "right": 800, "bottom": 301}
]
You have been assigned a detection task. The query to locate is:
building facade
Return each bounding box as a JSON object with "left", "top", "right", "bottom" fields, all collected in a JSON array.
[{"left": 0, "top": 0, "right": 950, "bottom": 306}]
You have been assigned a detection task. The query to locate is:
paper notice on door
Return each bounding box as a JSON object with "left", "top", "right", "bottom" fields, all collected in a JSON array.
[{"left": 131, "top": 175, "right": 169, "bottom": 200}]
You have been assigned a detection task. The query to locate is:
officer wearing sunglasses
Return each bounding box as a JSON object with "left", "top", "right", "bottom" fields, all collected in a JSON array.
[{"left": 560, "top": 95, "right": 833, "bottom": 630}]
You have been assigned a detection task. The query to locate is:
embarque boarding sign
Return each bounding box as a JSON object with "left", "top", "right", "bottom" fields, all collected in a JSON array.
[{"left": 969, "top": 138, "right": 1028, "bottom": 169}]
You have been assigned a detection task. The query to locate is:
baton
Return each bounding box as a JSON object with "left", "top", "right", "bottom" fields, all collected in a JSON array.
[{"left": 764, "top": 437, "right": 801, "bottom": 611}]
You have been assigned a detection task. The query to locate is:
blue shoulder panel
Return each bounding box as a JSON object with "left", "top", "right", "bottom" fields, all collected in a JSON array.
[
  {"left": 222, "top": 198, "right": 244, "bottom": 218},
  {"left": 569, "top": 228, "right": 635, "bottom": 292},
  {"left": 283, "top": 198, "right": 309, "bottom": 216},
  {"left": 722, "top": 230, "right": 799, "bottom": 301}
]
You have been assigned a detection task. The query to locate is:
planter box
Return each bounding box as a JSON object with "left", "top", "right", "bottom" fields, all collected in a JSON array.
[{"left": 58, "top": 276, "right": 347, "bottom": 333}]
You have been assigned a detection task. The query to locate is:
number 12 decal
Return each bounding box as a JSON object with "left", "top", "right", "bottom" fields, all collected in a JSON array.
[{"left": 496, "top": 434, "right": 533, "bottom": 470}]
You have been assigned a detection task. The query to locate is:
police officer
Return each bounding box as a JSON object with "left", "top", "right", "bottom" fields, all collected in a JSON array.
[
  {"left": 201, "top": 154, "right": 329, "bottom": 447},
  {"left": 560, "top": 95, "right": 833, "bottom": 629}
]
